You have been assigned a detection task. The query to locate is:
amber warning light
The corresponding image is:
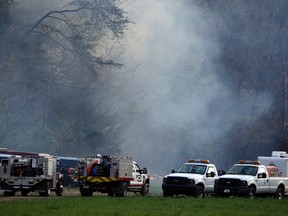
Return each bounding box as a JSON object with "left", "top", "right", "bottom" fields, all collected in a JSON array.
[
  {"left": 239, "top": 160, "right": 260, "bottom": 165},
  {"left": 188, "top": 159, "right": 210, "bottom": 164}
]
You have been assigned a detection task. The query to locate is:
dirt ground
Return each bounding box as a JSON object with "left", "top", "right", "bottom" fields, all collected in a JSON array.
[{"left": 0, "top": 187, "right": 80, "bottom": 200}]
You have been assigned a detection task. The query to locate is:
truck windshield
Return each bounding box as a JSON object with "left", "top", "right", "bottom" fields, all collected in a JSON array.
[
  {"left": 176, "top": 164, "right": 207, "bottom": 175},
  {"left": 228, "top": 165, "right": 258, "bottom": 176}
]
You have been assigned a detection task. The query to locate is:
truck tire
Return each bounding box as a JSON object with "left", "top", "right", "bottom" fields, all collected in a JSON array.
[
  {"left": 56, "top": 186, "right": 63, "bottom": 197},
  {"left": 39, "top": 182, "right": 51, "bottom": 197},
  {"left": 55, "top": 181, "right": 63, "bottom": 196},
  {"left": 247, "top": 187, "right": 256, "bottom": 199},
  {"left": 141, "top": 182, "right": 149, "bottom": 196},
  {"left": 275, "top": 187, "right": 284, "bottom": 200},
  {"left": 116, "top": 182, "right": 128, "bottom": 197},
  {"left": 195, "top": 185, "right": 204, "bottom": 198}
]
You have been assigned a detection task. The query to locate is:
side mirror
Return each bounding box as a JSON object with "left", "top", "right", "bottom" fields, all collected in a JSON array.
[
  {"left": 142, "top": 167, "right": 147, "bottom": 174},
  {"left": 172, "top": 169, "right": 175, "bottom": 173},
  {"left": 258, "top": 173, "right": 267, "bottom": 178},
  {"left": 206, "top": 172, "right": 215, "bottom": 177}
]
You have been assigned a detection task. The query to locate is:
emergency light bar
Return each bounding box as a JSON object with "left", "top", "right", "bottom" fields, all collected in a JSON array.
[
  {"left": 239, "top": 160, "right": 260, "bottom": 165},
  {"left": 188, "top": 159, "right": 210, "bottom": 164}
]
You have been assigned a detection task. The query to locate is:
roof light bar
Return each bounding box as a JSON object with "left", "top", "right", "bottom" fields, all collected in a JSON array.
[{"left": 188, "top": 159, "right": 210, "bottom": 164}]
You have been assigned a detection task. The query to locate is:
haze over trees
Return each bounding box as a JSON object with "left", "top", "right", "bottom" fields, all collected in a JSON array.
[{"left": 1, "top": 0, "right": 288, "bottom": 173}]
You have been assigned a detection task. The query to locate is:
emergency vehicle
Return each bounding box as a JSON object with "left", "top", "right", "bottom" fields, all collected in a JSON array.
[
  {"left": 214, "top": 160, "right": 288, "bottom": 199},
  {"left": 162, "top": 159, "right": 218, "bottom": 198},
  {"left": 78, "top": 155, "right": 149, "bottom": 196},
  {"left": 258, "top": 151, "right": 288, "bottom": 176},
  {"left": 0, "top": 154, "right": 63, "bottom": 196}
]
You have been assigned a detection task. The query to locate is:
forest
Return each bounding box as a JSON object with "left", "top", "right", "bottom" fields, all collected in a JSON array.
[{"left": 1, "top": 0, "right": 288, "bottom": 174}]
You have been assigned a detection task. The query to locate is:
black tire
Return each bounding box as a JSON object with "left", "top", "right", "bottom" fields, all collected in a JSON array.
[
  {"left": 40, "top": 182, "right": 51, "bottom": 197},
  {"left": 195, "top": 186, "right": 204, "bottom": 198},
  {"left": 275, "top": 187, "right": 284, "bottom": 200},
  {"left": 116, "top": 182, "right": 128, "bottom": 197},
  {"left": 141, "top": 182, "right": 149, "bottom": 196},
  {"left": 247, "top": 187, "right": 256, "bottom": 199},
  {"left": 56, "top": 186, "right": 63, "bottom": 197}
]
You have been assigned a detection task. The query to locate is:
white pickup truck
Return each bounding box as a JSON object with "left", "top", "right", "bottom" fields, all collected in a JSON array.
[
  {"left": 214, "top": 160, "right": 288, "bottom": 199},
  {"left": 162, "top": 159, "right": 218, "bottom": 198}
]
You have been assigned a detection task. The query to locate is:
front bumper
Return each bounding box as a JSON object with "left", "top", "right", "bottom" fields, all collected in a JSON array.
[
  {"left": 214, "top": 185, "right": 249, "bottom": 196},
  {"left": 162, "top": 183, "right": 197, "bottom": 195}
]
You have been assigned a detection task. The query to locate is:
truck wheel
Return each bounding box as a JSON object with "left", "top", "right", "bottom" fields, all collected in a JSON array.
[
  {"left": 141, "top": 182, "right": 149, "bottom": 196},
  {"left": 39, "top": 182, "right": 51, "bottom": 197},
  {"left": 195, "top": 186, "right": 204, "bottom": 198},
  {"left": 275, "top": 187, "right": 284, "bottom": 200},
  {"left": 116, "top": 182, "right": 128, "bottom": 197},
  {"left": 56, "top": 186, "right": 63, "bottom": 197},
  {"left": 247, "top": 187, "right": 256, "bottom": 199}
]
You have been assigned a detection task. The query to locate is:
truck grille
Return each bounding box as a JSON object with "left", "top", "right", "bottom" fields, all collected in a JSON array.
[
  {"left": 217, "top": 178, "right": 241, "bottom": 186},
  {"left": 166, "top": 177, "right": 189, "bottom": 185}
]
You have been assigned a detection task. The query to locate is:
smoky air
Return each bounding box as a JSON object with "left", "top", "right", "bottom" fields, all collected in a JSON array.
[{"left": 1, "top": 0, "right": 285, "bottom": 176}]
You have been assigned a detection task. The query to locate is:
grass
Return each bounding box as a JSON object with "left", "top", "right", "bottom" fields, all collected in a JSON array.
[
  {"left": 1, "top": 195, "right": 288, "bottom": 216},
  {"left": 1, "top": 181, "right": 288, "bottom": 216}
]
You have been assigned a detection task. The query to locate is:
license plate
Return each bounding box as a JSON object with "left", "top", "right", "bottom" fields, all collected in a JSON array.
[
  {"left": 224, "top": 189, "right": 230, "bottom": 193},
  {"left": 83, "top": 185, "right": 89, "bottom": 189}
]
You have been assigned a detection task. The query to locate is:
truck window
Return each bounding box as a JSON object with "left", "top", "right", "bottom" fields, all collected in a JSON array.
[
  {"left": 134, "top": 163, "right": 141, "bottom": 173},
  {"left": 228, "top": 165, "right": 258, "bottom": 176},
  {"left": 176, "top": 164, "right": 207, "bottom": 175},
  {"left": 269, "top": 169, "right": 281, "bottom": 177}
]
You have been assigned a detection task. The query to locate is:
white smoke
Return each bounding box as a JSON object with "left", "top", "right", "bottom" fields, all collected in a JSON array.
[{"left": 113, "top": 0, "right": 273, "bottom": 174}]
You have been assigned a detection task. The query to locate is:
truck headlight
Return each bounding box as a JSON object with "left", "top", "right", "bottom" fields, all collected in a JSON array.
[
  {"left": 163, "top": 178, "right": 167, "bottom": 184},
  {"left": 241, "top": 181, "right": 247, "bottom": 186},
  {"left": 188, "top": 179, "right": 195, "bottom": 184}
]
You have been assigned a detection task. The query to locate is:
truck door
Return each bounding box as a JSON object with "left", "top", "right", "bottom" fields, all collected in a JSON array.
[
  {"left": 256, "top": 166, "right": 269, "bottom": 193},
  {"left": 130, "top": 163, "right": 143, "bottom": 188},
  {"left": 204, "top": 166, "right": 217, "bottom": 193}
]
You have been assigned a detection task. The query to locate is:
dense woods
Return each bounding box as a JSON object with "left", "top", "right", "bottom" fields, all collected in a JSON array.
[{"left": 1, "top": 0, "right": 288, "bottom": 173}]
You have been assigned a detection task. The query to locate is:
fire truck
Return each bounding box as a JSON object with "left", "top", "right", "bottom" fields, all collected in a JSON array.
[
  {"left": 78, "top": 155, "right": 149, "bottom": 197},
  {"left": 0, "top": 155, "right": 63, "bottom": 196}
]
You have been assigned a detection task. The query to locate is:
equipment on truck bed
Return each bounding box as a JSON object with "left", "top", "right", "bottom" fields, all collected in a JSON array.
[
  {"left": 78, "top": 155, "right": 149, "bottom": 197},
  {"left": 0, "top": 155, "right": 63, "bottom": 196}
]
